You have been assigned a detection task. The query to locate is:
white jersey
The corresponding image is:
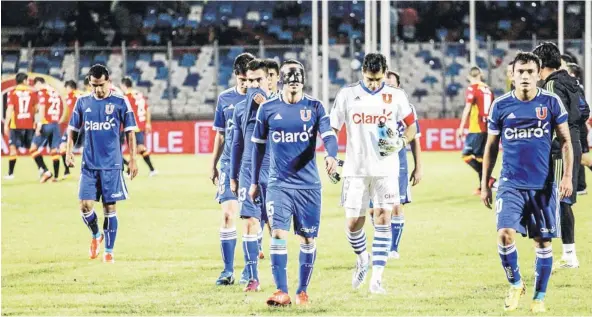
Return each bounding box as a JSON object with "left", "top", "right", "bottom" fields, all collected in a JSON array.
[{"left": 330, "top": 81, "right": 415, "bottom": 177}]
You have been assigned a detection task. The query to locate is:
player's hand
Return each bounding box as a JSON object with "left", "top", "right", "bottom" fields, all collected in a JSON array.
[
  {"left": 230, "top": 178, "right": 238, "bottom": 196},
  {"left": 456, "top": 128, "right": 464, "bottom": 140},
  {"left": 66, "top": 152, "right": 75, "bottom": 168},
  {"left": 481, "top": 185, "right": 492, "bottom": 209},
  {"left": 128, "top": 158, "right": 139, "bottom": 180},
  {"left": 248, "top": 184, "right": 260, "bottom": 202},
  {"left": 210, "top": 167, "right": 219, "bottom": 185},
  {"left": 145, "top": 123, "right": 152, "bottom": 134},
  {"left": 559, "top": 176, "right": 573, "bottom": 200},
  {"left": 253, "top": 93, "right": 266, "bottom": 105},
  {"left": 410, "top": 166, "right": 423, "bottom": 186},
  {"left": 325, "top": 156, "right": 337, "bottom": 175}
]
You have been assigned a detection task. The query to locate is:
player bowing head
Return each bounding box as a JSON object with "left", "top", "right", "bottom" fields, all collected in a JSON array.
[
  {"left": 234, "top": 53, "right": 254, "bottom": 95},
  {"left": 88, "top": 65, "right": 110, "bottom": 99},
  {"left": 362, "top": 53, "right": 388, "bottom": 92}
]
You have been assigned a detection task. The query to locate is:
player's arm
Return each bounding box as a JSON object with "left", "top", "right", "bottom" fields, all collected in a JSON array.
[
  {"left": 249, "top": 106, "right": 269, "bottom": 201},
  {"left": 66, "top": 99, "right": 83, "bottom": 166},
  {"left": 229, "top": 107, "right": 244, "bottom": 195},
  {"left": 398, "top": 94, "right": 418, "bottom": 148},
  {"left": 457, "top": 88, "right": 474, "bottom": 139},
  {"left": 3, "top": 103, "right": 13, "bottom": 137},
  {"left": 59, "top": 96, "right": 69, "bottom": 124},
  {"left": 36, "top": 101, "right": 45, "bottom": 136},
  {"left": 409, "top": 137, "right": 422, "bottom": 186},
  {"left": 551, "top": 95, "right": 574, "bottom": 199},
  {"left": 329, "top": 89, "right": 346, "bottom": 137},
  {"left": 210, "top": 98, "right": 226, "bottom": 185},
  {"left": 481, "top": 133, "right": 500, "bottom": 209},
  {"left": 317, "top": 103, "right": 339, "bottom": 174},
  {"left": 122, "top": 98, "right": 139, "bottom": 179}
]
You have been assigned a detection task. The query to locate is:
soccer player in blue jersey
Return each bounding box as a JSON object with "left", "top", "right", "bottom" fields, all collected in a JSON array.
[
  {"left": 229, "top": 59, "right": 273, "bottom": 292},
  {"left": 66, "top": 64, "right": 138, "bottom": 263},
  {"left": 368, "top": 70, "right": 423, "bottom": 259},
  {"left": 249, "top": 60, "right": 338, "bottom": 306},
  {"left": 210, "top": 53, "right": 255, "bottom": 285},
  {"left": 481, "top": 52, "right": 573, "bottom": 313}
]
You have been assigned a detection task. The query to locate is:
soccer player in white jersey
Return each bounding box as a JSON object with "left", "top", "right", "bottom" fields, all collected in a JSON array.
[{"left": 330, "top": 53, "right": 417, "bottom": 293}]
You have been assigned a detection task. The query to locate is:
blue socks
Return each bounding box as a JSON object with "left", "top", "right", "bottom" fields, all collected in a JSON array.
[
  {"left": 346, "top": 228, "right": 367, "bottom": 255},
  {"left": 103, "top": 212, "right": 118, "bottom": 253},
  {"left": 534, "top": 246, "right": 552, "bottom": 300},
  {"left": 372, "top": 224, "right": 391, "bottom": 268},
  {"left": 498, "top": 243, "right": 522, "bottom": 286},
  {"left": 220, "top": 227, "right": 237, "bottom": 273},
  {"left": 297, "top": 242, "right": 316, "bottom": 294},
  {"left": 270, "top": 238, "right": 288, "bottom": 293},
  {"left": 242, "top": 234, "right": 259, "bottom": 281},
  {"left": 390, "top": 215, "right": 405, "bottom": 252},
  {"left": 82, "top": 210, "right": 100, "bottom": 238}
]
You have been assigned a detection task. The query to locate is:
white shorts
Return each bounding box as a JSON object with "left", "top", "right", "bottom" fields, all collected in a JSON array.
[{"left": 340, "top": 176, "right": 400, "bottom": 218}]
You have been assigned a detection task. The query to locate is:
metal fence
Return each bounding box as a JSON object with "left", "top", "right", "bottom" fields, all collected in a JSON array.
[{"left": 1, "top": 36, "right": 586, "bottom": 120}]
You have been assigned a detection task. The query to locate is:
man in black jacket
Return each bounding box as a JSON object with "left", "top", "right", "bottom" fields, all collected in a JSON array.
[{"left": 533, "top": 42, "right": 582, "bottom": 269}]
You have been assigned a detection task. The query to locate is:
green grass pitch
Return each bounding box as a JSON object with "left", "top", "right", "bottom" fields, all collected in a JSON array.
[{"left": 2, "top": 153, "right": 591, "bottom": 315}]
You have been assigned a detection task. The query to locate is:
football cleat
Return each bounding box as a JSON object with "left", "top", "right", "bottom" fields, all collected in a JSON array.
[
  {"left": 62, "top": 172, "right": 70, "bottom": 180},
  {"left": 530, "top": 300, "right": 546, "bottom": 313},
  {"left": 243, "top": 279, "right": 260, "bottom": 292},
  {"left": 89, "top": 234, "right": 104, "bottom": 259},
  {"left": 553, "top": 258, "right": 580, "bottom": 271},
  {"left": 103, "top": 252, "right": 115, "bottom": 263},
  {"left": 266, "top": 290, "right": 291, "bottom": 307},
  {"left": 352, "top": 254, "right": 370, "bottom": 289},
  {"left": 149, "top": 170, "right": 159, "bottom": 177},
  {"left": 504, "top": 281, "right": 526, "bottom": 311},
  {"left": 388, "top": 251, "right": 400, "bottom": 259},
  {"left": 40, "top": 171, "right": 53, "bottom": 183},
  {"left": 295, "top": 291, "right": 309, "bottom": 305},
  {"left": 215, "top": 271, "right": 235, "bottom": 286},
  {"left": 576, "top": 189, "right": 587, "bottom": 195},
  {"left": 369, "top": 280, "right": 387, "bottom": 294},
  {"left": 4, "top": 174, "right": 15, "bottom": 180}
]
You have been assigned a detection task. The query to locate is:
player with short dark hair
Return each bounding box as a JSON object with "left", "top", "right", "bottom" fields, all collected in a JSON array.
[
  {"left": 59, "top": 80, "right": 83, "bottom": 178},
  {"left": 481, "top": 51, "right": 573, "bottom": 313},
  {"left": 121, "top": 77, "right": 157, "bottom": 176},
  {"left": 30, "top": 77, "right": 64, "bottom": 182},
  {"left": 66, "top": 64, "right": 138, "bottom": 263},
  {"left": 229, "top": 58, "right": 273, "bottom": 291},
  {"left": 386, "top": 70, "right": 400, "bottom": 86},
  {"left": 211, "top": 52, "right": 255, "bottom": 286},
  {"left": 3, "top": 73, "right": 40, "bottom": 180},
  {"left": 331, "top": 53, "right": 417, "bottom": 294},
  {"left": 533, "top": 42, "right": 583, "bottom": 270},
  {"left": 250, "top": 59, "right": 338, "bottom": 306},
  {"left": 456, "top": 67, "right": 497, "bottom": 195}
]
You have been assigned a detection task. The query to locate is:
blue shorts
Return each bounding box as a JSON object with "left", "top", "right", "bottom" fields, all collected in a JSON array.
[
  {"left": 266, "top": 186, "right": 321, "bottom": 238},
  {"left": 9, "top": 129, "right": 34, "bottom": 149},
  {"left": 33, "top": 123, "right": 61, "bottom": 150},
  {"left": 79, "top": 168, "right": 128, "bottom": 203},
  {"left": 136, "top": 131, "right": 145, "bottom": 146},
  {"left": 61, "top": 130, "right": 84, "bottom": 148},
  {"left": 238, "top": 173, "right": 268, "bottom": 222},
  {"left": 462, "top": 132, "right": 487, "bottom": 158},
  {"left": 495, "top": 184, "right": 560, "bottom": 239},
  {"left": 215, "top": 164, "right": 237, "bottom": 204}
]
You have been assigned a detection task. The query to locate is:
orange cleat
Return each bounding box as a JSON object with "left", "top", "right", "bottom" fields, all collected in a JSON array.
[
  {"left": 295, "top": 291, "right": 309, "bottom": 305},
  {"left": 89, "top": 234, "right": 104, "bottom": 259},
  {"left": 266, "top": 290, "right": 291, "bottom": 307},
  {"left": 103, "top": 252, "right": 115, "bottom": 263}
]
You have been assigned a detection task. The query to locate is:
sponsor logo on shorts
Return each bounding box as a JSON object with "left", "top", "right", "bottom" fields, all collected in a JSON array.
[
  {"left": 300, "top": 226, "right": 318, "bottom": 234},
  {"left": 111, "top": 192, "right": 124, "bottom": 198},
  {"left": 540, "top": 226, "right": 556, "bottom": 234},
  {"left": 384, "top": 193, "right": 396, "bottom": 200}
]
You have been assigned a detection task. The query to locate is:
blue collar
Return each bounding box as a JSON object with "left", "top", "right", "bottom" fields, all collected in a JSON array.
[{"left": 360, "top": 81, "right": 385, "bottom": 95}]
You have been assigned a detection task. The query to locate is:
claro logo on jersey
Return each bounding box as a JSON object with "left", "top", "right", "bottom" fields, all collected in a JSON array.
[
  {"left": 504, "top": 121, "right": 550, "bottom": 140},
  {"left": 272, "top": 124, "right": 313, "bottom": 143},
  {"left": 85, "top": 117, "right": 116, "bottom": 131},
  {"left": 352, "top": 109, "right": 393, "bottom": 124}
]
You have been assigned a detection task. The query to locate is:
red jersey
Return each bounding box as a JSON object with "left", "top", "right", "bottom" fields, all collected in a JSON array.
[
  {"left": 125, "top": 90, "right": 149, "bottom": 131},
  {"left": 7, "top": 85, "right": 37, "bottom": 129},
  {"left": 39, "top": 89, "right": 64, "bottom": 124},
  {"left": 65, "top": 90, "right": 81, "bottom": 119},
  {"left": 465, "top": 83, "right": 494, "bottom": 133}
]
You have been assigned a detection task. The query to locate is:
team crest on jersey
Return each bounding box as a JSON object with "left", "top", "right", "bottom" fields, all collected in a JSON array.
[
  {"left": 535, "top": 106, "right": 547, "bottom": 120},
  {"left": 300, "top": 109, "right": 312, "bottom": 122},
  {"left": 105, "top": 103, "right": 115, "bottom": 115},
  {"left": 382, "top": 93, "right": 392, "bottom": 104}
]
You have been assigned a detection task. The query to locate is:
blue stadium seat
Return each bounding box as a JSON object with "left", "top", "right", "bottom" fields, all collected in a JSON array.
[
  {"left": 139, "top": 52, "right": 153, "bottom": 62},
  {"left": 172, "top": 16, "right": 185, "bottom": 28},
  {"left": 494, "top": 88, "right": 505, "bottom": 98},
  {"left": 476, "top": 56, "right": 488, "bottom": 70},
  {"left": 49, "top": 57, "right": 62, "bottom": 68},
  {"left": 219, "top": 3, "right": 233, "bottom": 15},
  {"left": 183, "top": 73, "right": 201, "bottom": 87},
  {"left": 416, "top": 49, "right": 431, "bottom": 61},
  {"left": 412, "top": 88, "right": 429, "bottom": 102},
  {"left": 180, "top": 53, "right": 196, "bottom": 67},
  {"left": 156, "top": 67, "right": 169, "bottom": 80},
  {"left": 446, "top": 62, "right": 463, "bottom": 77},
  {"left": 161, "top": 87, "right": 179, "bottom": 100},
  {"left": 429, "top": 58, "right": 442, "bottom": 70},
  {"left": 157, "top": 13, "right": 174, "bottom": 27},
  {"left": 54, "top": 19, "right": 66, "bottom": 31},
  {"left": 94, "top": 54, "right": 108, "bottom": 65},
  {"left": 446, "top": 44, "right": 466, "bottom": 58},
  {"left": 446, "top": 82, "right": 463, "bottom": 98},
  {"left": 185, "top": 20, "right": 199, "bottom": 29},
  {"left": 143, "top": 17, "right": 156, "bottom": 29},
  {"left": 278, "top": 31, "right": 293, "bottom": 41},
  {"left": 146, "top": 33, "right": 161, "bottom": 45},
  {"left": 4, "top": 54, "right": 18, "bottom": 63},
  {"left": 421, "top": 75, "right": 439, "bottom": 87},
  {"left": 150, "top": 60, "right": 166, "bottom": 68},
  {"left": 137, "top": 80, "right": 153, "bottom": 88}
]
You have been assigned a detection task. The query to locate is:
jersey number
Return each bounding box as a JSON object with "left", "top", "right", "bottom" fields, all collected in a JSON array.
[
  {"left": 15, "top": 91, "right": 31, "bottom": 119},
  {"left": 48, "top": 96, "right": 61, "bottom": 121},
  {"left": 136, "top": 97, "right": 147, "bottom": 122},
  {"left": 481, "top": 87, "right": 493, "bottom": 119}
]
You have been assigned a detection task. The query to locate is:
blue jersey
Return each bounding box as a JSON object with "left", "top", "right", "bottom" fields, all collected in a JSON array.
[
  {"left": 229, "top": 88, "right": 271, "bottom": 182},
  {"left": 213, "top": 87, "right": 247, "bottom": 166},
  {"left": 68, "top": 92, "right": 137, "bottom": 170},
  {"left": 251, "top": 93, "right": 336, "bottom": 189},
  {"left": 488, "top": 89, "right": 567, "bottom": 189}
]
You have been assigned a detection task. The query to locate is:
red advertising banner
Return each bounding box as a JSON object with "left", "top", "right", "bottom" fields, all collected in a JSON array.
[{"left": 3, "top": 119, "right": 591, "bottom": 155}]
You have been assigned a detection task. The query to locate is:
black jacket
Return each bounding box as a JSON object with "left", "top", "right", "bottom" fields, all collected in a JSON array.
[
  {"left": 541, "top": 69, "right": 582, "bottom": 131},
  {"left": 576, "top": 83, "right": 590, "bottom": 124}
]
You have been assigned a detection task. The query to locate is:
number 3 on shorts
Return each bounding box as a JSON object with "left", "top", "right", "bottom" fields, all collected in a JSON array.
[{"left": 238, "top": 188, "right": 247, "bottom": 202}]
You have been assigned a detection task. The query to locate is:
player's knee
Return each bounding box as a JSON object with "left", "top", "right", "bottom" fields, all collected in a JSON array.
[
  {"left": 243, "top": 217, "right": 260, "bottom": 232},
  {"left": 345, "top": 207, "right": 364, "bottom": 220},
  {"left": 533, "top": 237, "right": 551, "bottom": 248},
  {"left": 346, "top": 216, "right": 364, "bottom": 232},
  {"left": 103, "top": 203, "right": 116, "bottom": 214},
  {"left": 222, "top": 209, "right": 235, "bottom": 224},
  {"left": 373, "top": 207, "right": 391, "bottom": 222},
  {"left": 80, "top": 201, "right": 94, "bottom": 212},
  {"left": 393, "top": 205, "right": 404, "bottom": 216},
  {"left": 497, "top": 229, "right": 515, "bottom": 245},
  {"left": 138, "top": 145, "right": 146, "bottom": 153},
  {"left": 299, "top": 236, "right": 315, "bottom": 245},
  {"left": 271, "top": 229, "right": 287, "bottom": 239}
]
